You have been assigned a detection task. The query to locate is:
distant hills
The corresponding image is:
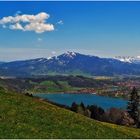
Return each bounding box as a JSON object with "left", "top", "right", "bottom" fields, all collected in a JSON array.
[{"left": 1, "top": 51, "right": 140, "bottom": 77}]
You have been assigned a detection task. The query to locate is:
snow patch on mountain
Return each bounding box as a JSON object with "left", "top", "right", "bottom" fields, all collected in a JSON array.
[
  {"left": 63, "top": 51, "right": 77, "bottom": 59},
  {"left": 114, "top": 56, "right": 140, "bottom": 64}
]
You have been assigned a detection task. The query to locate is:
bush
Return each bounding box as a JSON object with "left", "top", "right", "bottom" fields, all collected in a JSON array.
[
  {"left": 102, "top": 108, "right": 134, "bottom": 126},
  {"left": 87, "top": 105, "right": 105, "bottom": 121}
]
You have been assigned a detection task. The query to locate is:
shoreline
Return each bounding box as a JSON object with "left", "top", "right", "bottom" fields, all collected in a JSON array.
[
  {"left": 32, "top": 91, "right": 127, "bottom": 100},
  {"left": 30, "top": 90, "right": 97, "bottom": 95}
]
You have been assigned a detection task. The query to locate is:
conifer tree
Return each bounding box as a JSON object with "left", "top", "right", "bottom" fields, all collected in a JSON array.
[{"left": 127, "top": 87, "right": 140, "bottom": 127}]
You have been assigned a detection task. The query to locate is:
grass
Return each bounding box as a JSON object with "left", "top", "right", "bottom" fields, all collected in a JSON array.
[
  {"left": 40, "top": 80, "right": 61, "bottom": 92},
  {"left": 57, "top": 81, "right": 82, "bottom": 91},
  {"left": 0, "top": 90, "right": 140, "bottom": 138},
  {"left": 32, "top": 80, "right": 81, "bottom": 93}
]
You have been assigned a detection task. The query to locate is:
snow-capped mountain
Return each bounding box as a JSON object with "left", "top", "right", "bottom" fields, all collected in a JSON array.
[
  {"left": 114, "top": 56, "right": 140, "bottom": 64},
  {"left": 62, "top": 51, "right": 77, "bottom": 58},
  {"left": 1, "top": 51, "right": 140, "bottom": 77}
]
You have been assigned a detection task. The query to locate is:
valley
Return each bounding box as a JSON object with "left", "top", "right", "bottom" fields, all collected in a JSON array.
[{"left": 0, "top": 75, "right": 140, "bottom": 99}]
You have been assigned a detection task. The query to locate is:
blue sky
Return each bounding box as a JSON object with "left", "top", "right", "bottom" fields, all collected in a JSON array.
[{"left": 0, "top": 1, "right": 140, "bottom": 61}]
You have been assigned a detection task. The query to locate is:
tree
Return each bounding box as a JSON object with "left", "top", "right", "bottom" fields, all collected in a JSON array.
[
  {"left": 87, "top": 105, "right": 105, "bottom": 121},
  {"left": 80, "top": 102, "right": 85, "bottom": 110},
  {"left": 71, "top": 102, "right": 78, "bottom": 112},
  {"left": 127, "top": 87, "right": 140, "bottom": 127}
]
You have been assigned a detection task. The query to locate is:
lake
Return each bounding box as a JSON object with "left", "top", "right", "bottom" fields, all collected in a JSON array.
[{"left": 34, "top": 93, "right": 127, "bottom": 110}]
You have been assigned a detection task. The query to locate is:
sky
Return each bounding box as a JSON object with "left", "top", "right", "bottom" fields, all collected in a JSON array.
[{"left": 0, "top": 1, "right": 140, "bottom": 61}]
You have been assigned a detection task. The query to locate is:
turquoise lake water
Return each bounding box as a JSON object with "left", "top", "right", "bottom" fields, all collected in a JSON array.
[{"left": 34, "top": 93, "right": 127, "bottom": 110}]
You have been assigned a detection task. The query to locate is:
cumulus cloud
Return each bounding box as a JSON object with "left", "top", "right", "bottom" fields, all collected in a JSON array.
[
  {"left": 0, "top": 12, "right": 54, "bottom": 33},
  {"left": 9, "top": 23, "right": 24, "bottom": 30},
  {"left": 24, "top": 22, "right": 54, "bottom": 33}
]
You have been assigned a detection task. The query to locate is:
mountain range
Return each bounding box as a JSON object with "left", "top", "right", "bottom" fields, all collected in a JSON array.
[
  {"left": 1, "top": 51, "right": 140, "bottom": 77},
  {"left": 114, "top": 56, "right": 140, "bottom": 64}
]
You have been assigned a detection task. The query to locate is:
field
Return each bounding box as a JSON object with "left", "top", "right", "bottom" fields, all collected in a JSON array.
[
  {"left": 29, "top": 80, "right": 82, "bottom": 93},
  {"left": 0, "top": 89, "right": 140, "bottom": 139}
]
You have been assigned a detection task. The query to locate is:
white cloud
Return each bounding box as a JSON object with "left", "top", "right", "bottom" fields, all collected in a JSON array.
[
  {"left": 57, "top": 20, "right": 63, "bottom": 25},
  {"left": 0, "top": 12, "right": 54, "bottom": 33},
  {"left": 9, "top": 23, "right": 24, "bottom": 30},
  {"left": 24, "top": 22, "right": 54, "bottom": 33}
]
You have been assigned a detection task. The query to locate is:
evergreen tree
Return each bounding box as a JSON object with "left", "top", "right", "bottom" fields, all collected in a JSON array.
[
  {"left": 80, "top": 102, "right": 85, "bottom": 110},
  {"left": 71, "top": 102, "right": 78, "bottom": 112},
  {"left": 127, "top": 87, "right": 140, "bottom": 127}
]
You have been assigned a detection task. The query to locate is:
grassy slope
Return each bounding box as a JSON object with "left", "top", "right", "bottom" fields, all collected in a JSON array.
[
  {"left": 33, "top": 80, "right": 81, "bottom": 93},
  {"left": 0, "top": 91, "right": 140, "bottom": 139}
]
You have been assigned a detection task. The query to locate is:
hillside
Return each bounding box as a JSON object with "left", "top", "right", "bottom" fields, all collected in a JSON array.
[
  {"left": 1, "top": 52, "right": 140, "bottom": 77},
  {"left": 0, "top": 90, "right": 140, "bottom": 138},
  {"left": 0, "top": 76, "right": 111, "bottom": 94}
]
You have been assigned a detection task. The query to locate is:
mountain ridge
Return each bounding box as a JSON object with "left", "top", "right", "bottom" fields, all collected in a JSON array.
[
  {"left": 1, "top": 51, "right": 140, "bottom": 77},
  {"left": 114, "top": 56, "right": 140, "bottom": 64}
]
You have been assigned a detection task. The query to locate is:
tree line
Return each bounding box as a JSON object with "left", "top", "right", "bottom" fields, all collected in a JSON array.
[
  {"left": 70, "top": 87, "right": 140, "bottom": 128},
  {"left": 25, "top": 86, "right": 140, "bottom": 128}
]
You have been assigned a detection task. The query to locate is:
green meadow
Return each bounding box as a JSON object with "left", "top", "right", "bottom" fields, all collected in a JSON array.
[{"left": 0, "top": 89, "right": 140, "bottom": 139}]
